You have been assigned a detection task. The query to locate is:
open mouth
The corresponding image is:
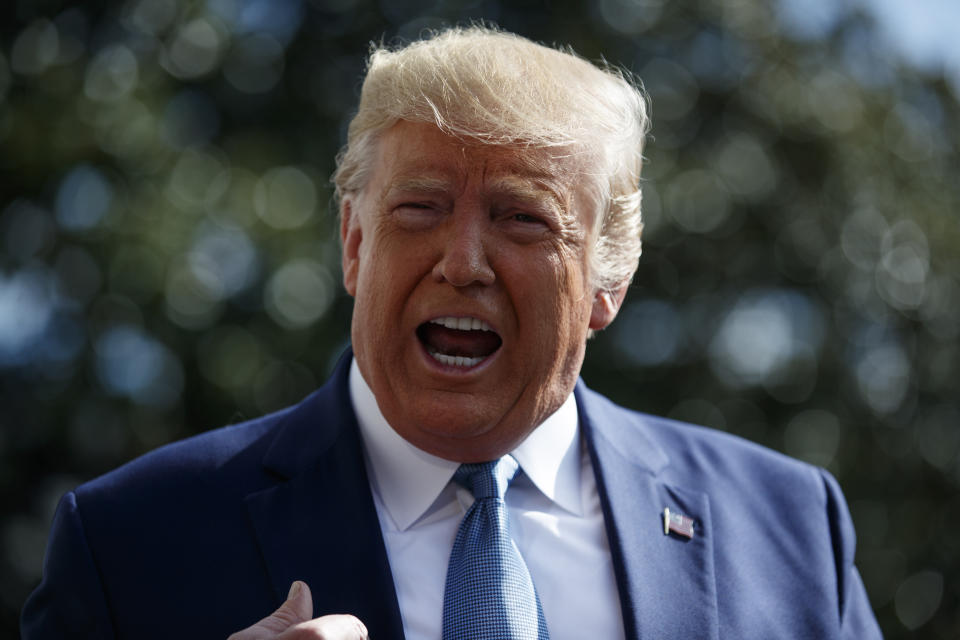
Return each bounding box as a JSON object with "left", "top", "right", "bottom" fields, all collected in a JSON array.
[{"left": 416, "top": 316, "right": 503, "bottom": 368}]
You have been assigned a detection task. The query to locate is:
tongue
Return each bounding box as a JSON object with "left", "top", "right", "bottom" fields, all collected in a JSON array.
[{"left": 418, "top": 324, "right": 502, "bottom": 358}]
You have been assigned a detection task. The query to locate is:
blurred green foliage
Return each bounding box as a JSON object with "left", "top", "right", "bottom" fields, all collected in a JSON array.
[{"left": 1, "top": 0, "right": 958, "bottom": 637}]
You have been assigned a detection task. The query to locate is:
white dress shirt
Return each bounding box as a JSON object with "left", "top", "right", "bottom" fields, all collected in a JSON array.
[{"left": 349, "top": 361, "right": 625, "bottom": 640}]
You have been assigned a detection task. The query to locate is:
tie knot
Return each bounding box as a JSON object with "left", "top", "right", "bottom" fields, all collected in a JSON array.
[{"left": 454, "top": 456, "right": 520, "bottom": 500}]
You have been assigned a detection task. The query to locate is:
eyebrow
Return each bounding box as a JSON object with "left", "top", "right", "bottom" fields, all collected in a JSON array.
[
  {"left": 486, "top": 175, "right": 581, "bottom": 231},
  {"left": 487, "top": 175, "right": 566, "bottom": 211},
  {"left": 383, "top": 165, "right": 575, "bottom": 223},
  {"left": 385, "top": 176, "right": 455, "bottom": 197}
]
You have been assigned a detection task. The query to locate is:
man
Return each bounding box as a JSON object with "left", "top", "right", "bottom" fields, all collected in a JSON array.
[{"left": 22, "top": 27, "right": 882, "bottom": 639}]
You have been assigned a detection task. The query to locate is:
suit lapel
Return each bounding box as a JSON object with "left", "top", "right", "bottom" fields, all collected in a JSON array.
[
  {"left": 578, "top": 384, "right": 719, "bottom": 640},
  {"left": 245, "top": 352, "right": 406, "bottom": 639}
]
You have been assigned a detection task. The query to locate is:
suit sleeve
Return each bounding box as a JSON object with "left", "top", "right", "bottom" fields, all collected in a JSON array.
[
  {"left": 819, "top": 469, "right": 883, "bottom": 639},
  {"left": 20, "top": 491, "right": 116, "bottom": 639}
]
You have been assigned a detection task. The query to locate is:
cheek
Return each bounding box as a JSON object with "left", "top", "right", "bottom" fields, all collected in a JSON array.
[
  {"left": 520, "top": 259, "right": 592, "bottom": 356},
  {"left": 355, "top": 243, "right": 402, "bottom": 297},
  {"left": 544, "top": 246, "right": 592, "bottom": 312}
]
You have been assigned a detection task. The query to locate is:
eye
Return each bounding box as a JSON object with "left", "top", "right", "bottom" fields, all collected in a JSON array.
[
  {"left": 513, "top": 213, "right": 542, "bottom": 224},
  {"left": 511, "top": 213, "right": 543, "bottom": 224},
  {"left": 501, "top": 210, "right": 555, "bottom": 243},
  {"left": 393, "top": 202, "right": 443, "bottom": 230}
]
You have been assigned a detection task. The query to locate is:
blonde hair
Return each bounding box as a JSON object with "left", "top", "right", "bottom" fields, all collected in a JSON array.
[{"left": 333, "top": 26, "right": 649, "bottom": 292}]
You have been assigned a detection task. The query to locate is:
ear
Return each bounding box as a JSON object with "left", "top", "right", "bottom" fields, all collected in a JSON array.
[
  {"left": 340, "top": 196, "right": 363, "bottom": 297},
  {"left": 588, "top": 282, "right": 629, "bottom": 331}
]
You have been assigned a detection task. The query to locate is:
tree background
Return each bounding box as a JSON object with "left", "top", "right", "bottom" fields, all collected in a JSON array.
[{"left": 1, "top": 0, "right": 958, "bottom": 637}]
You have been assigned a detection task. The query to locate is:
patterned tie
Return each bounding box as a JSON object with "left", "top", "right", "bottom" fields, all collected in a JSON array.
[{"left": 442, "top": 456, "right": 550, "bottom": 640}]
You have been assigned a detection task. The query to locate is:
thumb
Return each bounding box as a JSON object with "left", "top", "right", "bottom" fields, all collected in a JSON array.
[
  {"left": 228, "top": 581, "right": 313, "bottom": 639},
  {"left": 286, "top": 581, "right": 314, "bottom": 619},
  {"left": 268, "top": 581, "right": 314, "bottom": 631}
]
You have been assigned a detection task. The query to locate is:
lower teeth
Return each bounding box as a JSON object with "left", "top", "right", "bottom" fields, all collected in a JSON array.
[{"left": 428, "top": 349, "right": 483, "bottom": 368}]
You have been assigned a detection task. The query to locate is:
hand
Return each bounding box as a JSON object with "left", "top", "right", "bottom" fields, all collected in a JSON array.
[{"left": 228, "top": 581, "right": 369, "bottom": 639}]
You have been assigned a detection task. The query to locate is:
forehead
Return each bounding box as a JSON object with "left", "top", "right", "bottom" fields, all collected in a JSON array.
[{"left": 368, "top": 121, "right": 586, "bottom": 202}]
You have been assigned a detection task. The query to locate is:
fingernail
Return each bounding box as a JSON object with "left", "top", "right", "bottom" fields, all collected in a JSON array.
[{"left": 287, "top": 580, "right": 302, "bottom": 600}]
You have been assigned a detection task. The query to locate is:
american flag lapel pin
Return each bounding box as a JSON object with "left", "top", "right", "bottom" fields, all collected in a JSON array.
[{"left": 663, "top": 507, "right": 695, "bottom": 539}]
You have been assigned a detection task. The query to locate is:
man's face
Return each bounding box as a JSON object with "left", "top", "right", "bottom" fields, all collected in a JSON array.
[{"left": 341, "top": 121, "right": 623, "bottom": 462}]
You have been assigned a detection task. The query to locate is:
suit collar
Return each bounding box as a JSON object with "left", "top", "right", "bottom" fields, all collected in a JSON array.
[{"left": 576, "top": 381, "right": 720, "bottom": 640}]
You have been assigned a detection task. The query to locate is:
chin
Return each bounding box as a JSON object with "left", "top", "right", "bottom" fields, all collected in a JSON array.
[{"left": 397, "top": 407, "right": 523, "bottom": 461}]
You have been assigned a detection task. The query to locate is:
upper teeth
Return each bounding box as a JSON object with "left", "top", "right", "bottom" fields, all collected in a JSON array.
[{"left": 430, "top": 317, "right": 492, "bottom": 331}]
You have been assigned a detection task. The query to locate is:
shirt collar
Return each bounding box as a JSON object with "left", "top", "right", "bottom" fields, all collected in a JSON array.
[{"left": 349, "top": 360, "right": 583, "bottom": 531}]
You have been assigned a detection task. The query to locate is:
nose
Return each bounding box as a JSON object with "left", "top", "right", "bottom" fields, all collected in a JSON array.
[{"left": 432, "top": 212, "right": 495, "bottom": 287}]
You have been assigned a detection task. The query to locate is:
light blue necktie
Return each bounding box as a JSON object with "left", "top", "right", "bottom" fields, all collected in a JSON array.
[{"left": 442, "top": 456, "right": 550, "bottom": 640}]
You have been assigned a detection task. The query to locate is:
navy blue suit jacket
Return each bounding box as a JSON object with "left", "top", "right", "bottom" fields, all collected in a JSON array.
[{"left": 22, "top": 352, "right": 881, "bottom": 638}]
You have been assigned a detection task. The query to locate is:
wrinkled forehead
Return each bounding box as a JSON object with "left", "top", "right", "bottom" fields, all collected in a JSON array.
[{"left": 365, "top": 121, "right": 601, "bottom": 221}]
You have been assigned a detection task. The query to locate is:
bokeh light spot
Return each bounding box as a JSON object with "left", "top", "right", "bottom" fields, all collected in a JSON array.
[
  {"left": 715, "top": 132, "right": 779, "bottom": 201},
  {"left": 84, "top": 45, "right": 139, "bottom": 102},
  {"left": 854, "top": 342, "right": 911, "bottom": 416},
  {"left": 809, "top": 70, "right": 864, "bottom": 132},
  {"left": 0, "top": 267, "right": 57, "bottom": 366},
  {"left": 209, "top": 167, "right": 259, "bottom": 226},
  {"left": 884, "top": 104, "right": 936, "bottom": 163},
  {"left": 123, "top": 0, "right": 179, "bottom": 36},
  {"left": 166, "top": 148, "right": 228, "bottom": 210},
  {"left": 264, "top": 258, "right": 333, "bottom": 329},
  {"left": 94, "top": 325, "right": 184, "bottom": 407},
  {"left": 188, "top": 223, "right": 260, "bottom": 296},
  {"left": 709, "top": 289, "right": 824, "bottom": 389},
  {"left": 210, "top": 0, "right": 305, "bottom": 44},
  {"left": 615, "top": 299, "right": 683, "bottom": 366},
  {"left": 10, "top": 19, "right": 59, "bottom": 76},
  {"left": 841, "top": 207, "right": 888, "bottom": 270},
  {"left": 50, "top": 9, "right": 89, "bottom": 65},
  {"left": 55, "top": 165, "right": 114, "bottom": 231},
  {"left": 877, "top": 220, "right": 929, "bottom": 310},
  {"left": 93, "top": 98, "right": 160, "bottom": 162},
  {"left": 894, "top": 570, "right": 943, "bottom": 631},
  {"left": 164, "top": 261, "right": 226, "bottom": 330},
  {"left": 254, "top": 166, "right": 317, "bottom": 229},
  {"left": 664, "top": 169, "right": 731, "bottom": 234},
  {"left": 162, "top": 18, "right": 226, "bottom": 80}
]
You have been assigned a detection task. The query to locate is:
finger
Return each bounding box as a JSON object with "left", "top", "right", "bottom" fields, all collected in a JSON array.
[
  {"left": 228, "top": 581, "right": 314, "bottom": 639},
  {"left": 279, "top": 614, "right": 369, "bottom": 640}
]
